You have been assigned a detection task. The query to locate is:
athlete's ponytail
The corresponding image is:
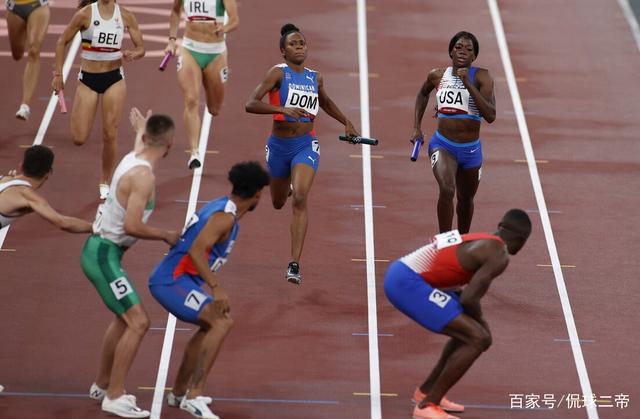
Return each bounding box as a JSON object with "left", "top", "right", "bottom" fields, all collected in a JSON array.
[{"left": 279, "top": 23, "right": 303, "bottom": 50}]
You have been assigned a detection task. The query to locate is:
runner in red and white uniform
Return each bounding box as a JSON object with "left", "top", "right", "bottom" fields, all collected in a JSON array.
[{"left": 384, "top": 209, "right": 531, "bottom": 419}]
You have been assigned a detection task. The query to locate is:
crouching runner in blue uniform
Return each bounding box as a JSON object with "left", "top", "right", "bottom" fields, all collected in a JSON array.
[{"left": 149, "top": 161, "right": 270, "bottom": 419}]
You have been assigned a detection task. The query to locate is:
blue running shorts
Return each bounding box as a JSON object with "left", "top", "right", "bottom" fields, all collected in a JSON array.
[
  {"left": 428, "top": 130, "right": 482, "bottom": 170},
  {"left": 266, "top": 132, "right": 319, "bottom": 178},
  {"left": 384, "top": 260, "right": 463, "bottom": 333},
  {"left": 149, "top": 274, "right": 213, "bottom": 324}
]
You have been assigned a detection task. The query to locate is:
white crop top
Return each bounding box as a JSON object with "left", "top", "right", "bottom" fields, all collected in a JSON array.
[{"left": 81, "top": 2, "right": 124, "bottom": 61}]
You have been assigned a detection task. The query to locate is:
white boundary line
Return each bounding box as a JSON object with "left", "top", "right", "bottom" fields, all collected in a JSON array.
[
  {"left": 355, "top": 0, "right": 381, "bottom": 418},
  {"left": 0, "top": 32, "right": 81, "bottom": 249},
  {"left": 150, "top": 109, "right": 213, "bottom": 419},
  {"left": 487, "top": 1, "right": 599, "bottom": 418},
  {"left": 35, "top": 33, "right": 82, "bottom": 146},
  {"left": 617, "top": 0, "right": 640, "bottom": 52}
]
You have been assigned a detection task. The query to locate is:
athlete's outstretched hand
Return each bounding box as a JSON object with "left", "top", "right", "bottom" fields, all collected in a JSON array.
[
  {"left": 281, "top": 107, "right": 310, "bottom": 120},
  {"left": 344, "top": 120, "right": 359, "bottom": 138},
  {"left": 129, "top": 107, "right": 151, "bottom": 134},
  {"left": 212, "top": 286, "right": 230, "bottom": 315},
  {"left": 163, "top": 230, "right": 180, "bottom": 246},
  {"left": 410, "top": 128, "right": 423, "bottom": 144}
]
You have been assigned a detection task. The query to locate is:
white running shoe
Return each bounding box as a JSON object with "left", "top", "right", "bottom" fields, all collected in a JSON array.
[
  {"left": 188, "top": 152, "right": 201, "bottom": 170},
  {"left": 99, "top": 183, "right": 110, "bottom": 200},
  {"left": 102, "top": 394, "right": 150, "bottom": 418},
  {"left": 0, "top": 384, "right": 4, "bottom": 392},
  {"left": 89, "top": 382, "right": 106, "bottom": 401},
  {"left": 167, "top": 392, "right": 213, "bottom": 407},
  {"left": 180, "top": 396, "right": 220, "bottom": 419},
  {"left": 15, "top": 104, "right": 31, "bottom": 121}
]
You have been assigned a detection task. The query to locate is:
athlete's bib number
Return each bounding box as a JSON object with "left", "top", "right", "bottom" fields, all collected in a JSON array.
[
  {"left": 184, "top": 289, "right": 208, "bottom": 311},
  {"left": 311, "top": 139, "right": 320, "bottom": 154},
  {"left": 93, "top": 31, "right": 122, "bottom": 52},
  {"left": 435, "top": 230, "right": 462, "bottom": 249},
  {"left": 284, "top": 87, "right": 319, "bottom": 116},
  {"left": 428, "top": 289, "right": 451, "bottom": 309},
  {"left": 110, "top": 277, "right": 133, "bottom": 300},
  {"left": 437, "top": 88, "right": 470, "bottom": 114}
]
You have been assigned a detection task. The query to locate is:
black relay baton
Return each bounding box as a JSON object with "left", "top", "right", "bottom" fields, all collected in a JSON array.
[{"left": 339, "top": 135, "right": 379, "bottom": 146}]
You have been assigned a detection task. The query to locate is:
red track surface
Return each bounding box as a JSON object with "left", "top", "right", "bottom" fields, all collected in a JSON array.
[{"left": 1, "top": 0, "right": 639, "bottom": 418}]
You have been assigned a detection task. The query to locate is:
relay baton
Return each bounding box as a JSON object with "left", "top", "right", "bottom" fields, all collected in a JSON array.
[
  {"left": 57, "top": 90, "right": 67, "bottom": 114},
  {"left": 410, "top": 137, "right": 424, "bottom": 161},
  {"left": 339, "top": 135, "right": 379, "bottom": 146},
  {"left": 159, "top": 52, "right": 173, "bottom": 71}
]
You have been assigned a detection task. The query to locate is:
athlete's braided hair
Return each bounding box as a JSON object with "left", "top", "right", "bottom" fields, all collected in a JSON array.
[
  {"left": 448, "top": 31, "right": 479, "bottom": 58},
  {"left": 279, "top": 23, "right": 304, "bottom": 50}
]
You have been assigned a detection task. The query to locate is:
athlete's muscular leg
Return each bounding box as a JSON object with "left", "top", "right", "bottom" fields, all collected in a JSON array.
[
  {"left": 455, "top": 166, "right": 481, "bottom": 234},
  {"left": 172, "top": 328, "right": 206, "bottom": 397},
  {"left": 177, "top": 51, "right": 204, "bottom": 154},
  {"left": 202, "top": 52, "right": 228, "bottom": 116},
  {"left": 21, "top": 6, "right": 50, "bottom": 106},
  {"left": 70, "top": 83, "right": 99, "bottom": 146},
  {"left": 185, "top": 303, "right": 234, "bottom": 399},
  {"left": 431, "top": 148, "right": 458, "bottom": 233},
  {"left": 270, "top": 177, "right": 291, "bottom": 209},
  {"left": 419, "top": 338, "right": 464, "bottom": 394},
  {"left": 417, "top": 314, "right": 491, "bottom": 408},
  {"left": 6, "top": 12, "right": 27, "bottom": 61},
  {"left": 106, "top": 304, "right": 150, "bottom": 399},
  {"left": 94, "top": 316, "right": 127, "bottom": 389},
  {"left": 101, "top": 79, "right": 126, "bottom": 185},
  {"left": 290, "top": 164, "right": 316, "bottom": 263}
]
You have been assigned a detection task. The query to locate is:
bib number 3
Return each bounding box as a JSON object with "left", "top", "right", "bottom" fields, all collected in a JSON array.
[{"left": 428, "top": 289, "right": 452, "bottom": 309}]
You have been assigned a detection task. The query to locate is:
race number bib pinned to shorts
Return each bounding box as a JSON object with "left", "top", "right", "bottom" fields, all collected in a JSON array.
[
  {"left": 311, "top": 139, "right": 320, "bottom": 154},
  {"left": 110, "top": 277, "right": 133, "bottom": 300},
  {"left": 430, "top": 150, "right": 439, "bottom": 168},
  {"left": 428, "top": 288, "right": 452, "bottom": 308},
  {"left": 184, "top": 289, "right": 208, "bottom": 311},
  {"left": 434, "top": 229, "right": 462, "bottom": 249}
]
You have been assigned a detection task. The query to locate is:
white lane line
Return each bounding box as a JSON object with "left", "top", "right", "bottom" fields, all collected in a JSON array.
[
  {"left": 487, "top": 2, "right": 599, "bottom": 418},
  {"left": 34, "top": 33, "right": 81, "bottom": 146},
  {"left": 150, "top": 109, "right": 213, "bottom": 419},
  {"left": 356, "top": 0, "right": 381, "bottom": 418},
  {"left": 0, "top": 32, "right": 81, "bottom": 249},
  {"left": 617, "top": 0, "right": 640, "bottom": 52}
]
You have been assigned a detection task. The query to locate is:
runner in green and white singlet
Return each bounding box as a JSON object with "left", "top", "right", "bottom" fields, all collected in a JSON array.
[{"left": 80, "top": 108, "right": 179, "bottom": 419}]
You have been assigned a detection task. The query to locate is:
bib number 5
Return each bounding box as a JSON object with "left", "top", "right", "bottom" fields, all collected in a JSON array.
[{"left": 110, "top": 277, "right": 133, "bottom": 300}]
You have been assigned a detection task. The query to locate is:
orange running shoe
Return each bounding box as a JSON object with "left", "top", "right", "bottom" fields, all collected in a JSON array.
[
  {"left": 412, "top": 388, "right": 465, "bottom": 413},
  {"left": 413, "top": 402, "right": 460, "bottom": 419}
]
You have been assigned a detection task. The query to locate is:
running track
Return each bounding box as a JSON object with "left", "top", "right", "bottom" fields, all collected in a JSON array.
[{"left": 1, "top": 0, "right": 638, "bottom": 418}]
